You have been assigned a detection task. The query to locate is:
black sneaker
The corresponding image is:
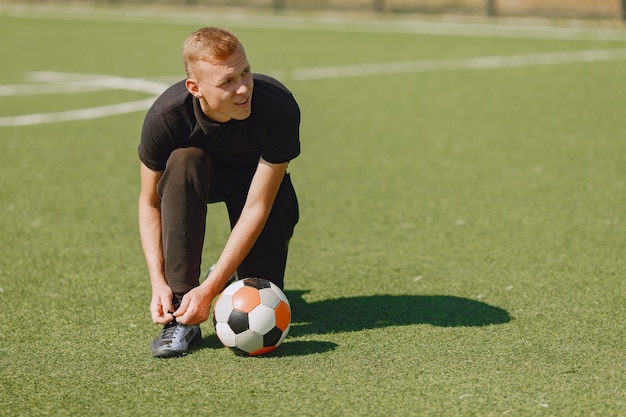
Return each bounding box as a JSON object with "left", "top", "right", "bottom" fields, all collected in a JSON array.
[{"left": 150, "top": 320, "right": 201, "bottom": 358}]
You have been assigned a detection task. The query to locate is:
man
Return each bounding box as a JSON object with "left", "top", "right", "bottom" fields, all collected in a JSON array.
[{"left": 138, "top": 27, "right": 300, "bottom": 358}]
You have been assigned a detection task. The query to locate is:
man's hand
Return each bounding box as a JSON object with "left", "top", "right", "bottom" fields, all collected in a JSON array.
[
  {"left": 173, "top": 286, "right": 216, "bottom": 325},
  {"left": 150, "top": 283, "right": 175, "bottom": 325}
]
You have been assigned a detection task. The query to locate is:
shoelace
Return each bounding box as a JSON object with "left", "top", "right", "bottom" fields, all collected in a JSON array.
[{"left": 160, "top": 321, "right": 181, "bottom": 342}]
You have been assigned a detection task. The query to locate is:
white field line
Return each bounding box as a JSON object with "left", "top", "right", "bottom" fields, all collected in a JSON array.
[
  {"left": 0, "top": 98, "right": 158, "bottom": 127},
  {"left": 25, "top": 71, "right": 169, "bottom": 95},
  {"left": 0, "top": 73, "right": 170, "bottom": 127},
  {"left": 289, "top": 48, "right": 626, "bottom": 80},
  {"left": 2, "top": 4, "right": 626, "bottom": 42},
  {"left": 1, "top": 48, "right": 626, "bottom": 127},
  {"left": 0, "top": 83, "right": 108, "bottom": 96}
]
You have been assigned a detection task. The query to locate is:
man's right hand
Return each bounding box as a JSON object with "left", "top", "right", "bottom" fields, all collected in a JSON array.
[{"left": 150, "top": 283, "right": 176, "bottom": 324}]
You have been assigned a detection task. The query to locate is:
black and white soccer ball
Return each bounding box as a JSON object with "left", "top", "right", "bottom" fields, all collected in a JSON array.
[{"left": 213, "top": 278, "right": 291, "bottom": 356}]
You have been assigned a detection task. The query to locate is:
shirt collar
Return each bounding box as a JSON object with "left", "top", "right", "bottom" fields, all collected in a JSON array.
[
  {"left": 192, "top": 96, "right": 222, "bottom": 136},
  {"left": 191, "top": 96, "right": 247, "bottom": 138}
]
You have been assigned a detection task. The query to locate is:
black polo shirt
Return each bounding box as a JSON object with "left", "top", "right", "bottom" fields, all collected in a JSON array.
[{"left": 139, "top": 74, "right": 300, "bottom": 176}]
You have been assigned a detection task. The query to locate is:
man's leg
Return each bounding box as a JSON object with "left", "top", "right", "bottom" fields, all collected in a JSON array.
[
  {"left": 151, "top": 147, "right": 213, "bottom": 358},
  {"left": 157, "top": 147, "right": 213, "bottom": 301},
  {"left": 224, "top": 173, "right": 299, "bottom": 289}
]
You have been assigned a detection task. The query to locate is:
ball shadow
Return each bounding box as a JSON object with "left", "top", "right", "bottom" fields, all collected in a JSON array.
[
  {"left": 189, "top": 327, "right": 337, "bottom": 358},
  {"left": 284, "top": 291, "right": 511, "bottom": 337},
  {"left": 191, "top": 334, "right": 338, "bottom": 357},
  {"left": 265, "top": 340, "right": 339, "bottom": 357}
]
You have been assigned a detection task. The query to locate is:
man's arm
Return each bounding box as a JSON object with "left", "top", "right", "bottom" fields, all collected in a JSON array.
[
  {"left": 138, "top": 162, "right": 175, "bottom": 324},
  {"left": 174, "top": 157, "right": 288, "bottom": 325}
]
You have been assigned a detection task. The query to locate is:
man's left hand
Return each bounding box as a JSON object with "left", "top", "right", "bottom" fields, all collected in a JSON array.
[{"left": 173, "top": 286, "right": 215, "bottom": 325}]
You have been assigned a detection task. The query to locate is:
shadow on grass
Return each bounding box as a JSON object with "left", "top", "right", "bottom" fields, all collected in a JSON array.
[
  {"left": 285, "top": 291, "right": 512, "bottom": 337},
  {"left": 192, "top": 291, "right": 510, "bottom": 357},
  {"left": 191, "top": 334, "right": 338, "bottom": 357}
]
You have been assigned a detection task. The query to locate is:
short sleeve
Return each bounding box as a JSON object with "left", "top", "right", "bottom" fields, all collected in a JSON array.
[
  {"left": 138, "top": 105, "right": 169, "bottom": 171},
  {"left": 261, "top": 94, "right": 301, "bottom": 164}
]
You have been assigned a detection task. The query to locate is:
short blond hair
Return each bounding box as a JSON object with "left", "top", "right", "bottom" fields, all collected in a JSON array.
[{"left": 182, "top": 27, "right": 241, "bottom": 77}]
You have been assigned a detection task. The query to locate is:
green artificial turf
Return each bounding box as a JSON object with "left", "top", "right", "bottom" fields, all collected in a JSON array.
[{"left": 0, "top": 4, "right": 624, "bottom": 416}]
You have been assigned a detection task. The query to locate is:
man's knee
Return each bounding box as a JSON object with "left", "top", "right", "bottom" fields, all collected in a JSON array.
[
  {"left": 158, "top": 147, "right": 211, "bottom": 200},
  {"left": 166, "top": 147, "right": 206, "bottom": 171}
]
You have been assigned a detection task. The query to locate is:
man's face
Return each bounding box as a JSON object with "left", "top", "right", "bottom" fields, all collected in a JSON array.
[{"left": 186, "top": 44, "right": 253, "bottom": 123}]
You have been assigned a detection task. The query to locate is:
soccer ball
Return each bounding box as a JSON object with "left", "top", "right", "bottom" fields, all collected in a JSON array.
[{"left": 213, "top": 278, "right": 291, "bottom": 356}]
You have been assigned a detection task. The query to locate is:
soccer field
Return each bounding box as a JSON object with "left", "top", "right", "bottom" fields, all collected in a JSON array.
[{"left": 0, "top": 4, "right": 625, "bottom": 416}]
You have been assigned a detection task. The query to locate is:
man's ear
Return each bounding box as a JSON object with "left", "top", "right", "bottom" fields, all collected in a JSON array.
[{"left": 185, "top": 79, "right": 202, "bottom": 98}]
